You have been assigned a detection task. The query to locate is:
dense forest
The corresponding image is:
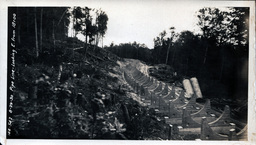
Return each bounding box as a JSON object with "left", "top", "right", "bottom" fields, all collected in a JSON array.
[{"left": 8, "top": 6, "right": 249, "bottom": 139}]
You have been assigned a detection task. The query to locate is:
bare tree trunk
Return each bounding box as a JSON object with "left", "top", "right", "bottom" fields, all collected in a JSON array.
[
  {"left": 93, "top": 35, "right": 96, "bottom": 51},
  {"left": 165, "top": 40, "right": 171, "bottom": 65},
  {"left": 84, "top": 34, "right": 88, "bottom": 55},
  {"left": 83, "top": 35, "right": 86, "bottom": 48},
  {"left": 64, "top": 21, "right": 66, "bottom": 39},
  {"left": 86, "top": 33, "right": 88, "bottom": 45},
  {"left": 40, "top": 8, "right": 43, "bottom": 53},
  {"left": 96, "top": 34, "right": 99, "bottom": 46},
  {"left": 171, "top": 45, "right": 176, "bottom": 66},
  {"left": 72, "top": 8, "right": 75, "bottom": 59},
  {"left": 26, "top": 9, "right": 29, "bottom": 34},
  {"left": 101, "top": 35, "right": 104, "bottom": 48},
  {"left": 52, "top": 20, "right": 55, "bottom": 48},
  {"left": 57, "top": 64, "right": 63, "bottom": 83},
  {"left": 34, "top": 8, "right": 39, "bottom": 58}
]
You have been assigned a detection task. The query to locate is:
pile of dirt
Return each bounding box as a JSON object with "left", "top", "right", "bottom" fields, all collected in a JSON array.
[{"left": 148, "top": 64, "right": 182, "bottom": 86}]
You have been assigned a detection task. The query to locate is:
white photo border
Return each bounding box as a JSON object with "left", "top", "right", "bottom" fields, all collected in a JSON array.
[{"left": 0, "top": 0, "right": 255, "bottom": 145}]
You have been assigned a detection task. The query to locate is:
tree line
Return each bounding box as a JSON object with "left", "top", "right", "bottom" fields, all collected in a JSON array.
[
  {"left": 107, "top": 7, "right": 249, "bottom": 101},
  {"left": 15, "top": 7, "right": 70, "bottom": 58},
  {"left": 71, "top": 6, "right": 108, "bottom": 48},
  {"left": 15, "top": 6, "right": 108, "bottom": 63},
  {"left": 105, "top": 42, "right": 153, "bottom": 63}
]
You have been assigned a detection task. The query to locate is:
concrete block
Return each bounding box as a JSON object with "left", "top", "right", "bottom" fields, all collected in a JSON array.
[
  {"left": 200, "top": 117, "right": 228, "bottom": 140},
  {"left": 182, "top": 79, "right": 194, "bottom": 98},
  {"left": 157, "top": 83, "right": 169, "bottom": 96},
  {"left": 236, "top": 124, "right": 247, "bottom": 140},
  {"left": 191, "top": 99, "right": 213, "bottom": 117},
  {"left": 153, "top": 82, "right": 163, "bottom": 93},
  {"left": 171, "top": 90, "right": 186, "bottom": 107},
  {"left": 142, "top": 77, "right": 153, "bottom": 87},
  {"left": 209, "top": 105, "right": 231, "bottom": 127},
  {"left": 147, "top": 79, "right": 158, "bottom": 91},
  {"left": 190, "top": 77, "right": 203, "bottom": 98},
  {"left": 178, "top": 94, "right": 200, "bottom": 114},
  {"left": 182, "top": 107, "right": 201, "bottom": 128}
]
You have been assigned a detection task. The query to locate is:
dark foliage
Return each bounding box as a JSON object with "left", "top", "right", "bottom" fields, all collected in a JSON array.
[
  {"left": 106, "top": 42, "right": 153, "bottom": 64},
  {"left": 9, "top": 6, "right": 248, "bottom": 140},
  {"left": 106, "top": 7, "right": 249, "bottom": 122}
]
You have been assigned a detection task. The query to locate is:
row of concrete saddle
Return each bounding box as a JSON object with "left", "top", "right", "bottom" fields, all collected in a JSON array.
[{"left": 123, "top": 65, "right": 247, "bottom": 140}]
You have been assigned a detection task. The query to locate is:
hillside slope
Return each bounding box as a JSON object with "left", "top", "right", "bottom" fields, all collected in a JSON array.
[
  {"left": 11, "top": 42, "right": 174, "bottom": 139},
  {"left": 11, "top": 39, "right": 246, "bottom": 139}
]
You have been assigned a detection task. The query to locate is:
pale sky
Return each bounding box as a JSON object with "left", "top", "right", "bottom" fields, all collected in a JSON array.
[
  {"left": 101, "top": 1, "right": 203, "bottom": 49},
  {"left": 68, "top": 1, "right": 231, "bottom": 49}
]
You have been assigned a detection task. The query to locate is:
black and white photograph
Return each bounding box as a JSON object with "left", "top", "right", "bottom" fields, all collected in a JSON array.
[{"left": 0, "top": 0, "right": 255, "bottom": 144}]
